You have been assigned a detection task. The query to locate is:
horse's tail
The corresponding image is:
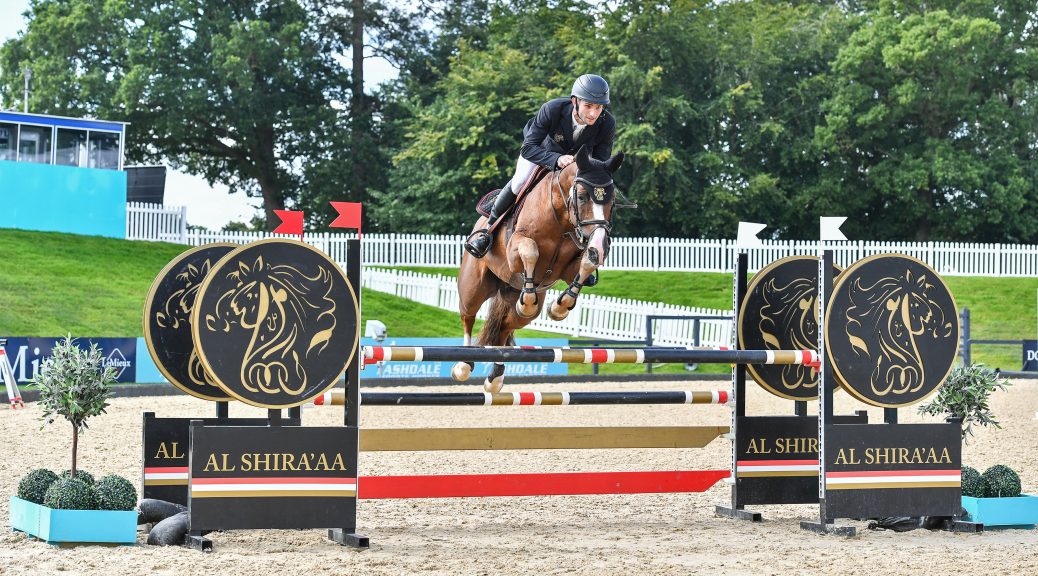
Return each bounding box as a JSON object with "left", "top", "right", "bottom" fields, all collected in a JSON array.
[{"left": 476, "top": 293, "right": 512, "bottom": 346}]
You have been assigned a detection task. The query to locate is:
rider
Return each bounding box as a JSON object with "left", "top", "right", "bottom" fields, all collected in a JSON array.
[{"left": 464, "top": 73, "right": 616, "bottom": 258}]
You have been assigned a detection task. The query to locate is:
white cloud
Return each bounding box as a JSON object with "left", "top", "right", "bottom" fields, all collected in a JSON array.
[{"left": 162, "top": 169, "right": 261, "bottom": 230}]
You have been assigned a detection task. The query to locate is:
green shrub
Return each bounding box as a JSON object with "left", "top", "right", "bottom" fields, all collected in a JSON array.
[
  {"left": 961, "top": 466, "right": 986, "bottom": 498},
  {"left": 982, "top": 464, "right": 1022, "bottom": 497},
  {"left": 17, "top": 469, "right": 59, "bottom": 504},
  {"left": 43, "top": 478, "right": 99, "bottom": 510},
  {"left": 917, "top": 363, "right": 1009, "bottom": 442},
  {"left": 94, "top": 475, "right": 138, "bottom": 511},
  {"left": 60, "top": 469, "right": 95, "bottom": 485}
]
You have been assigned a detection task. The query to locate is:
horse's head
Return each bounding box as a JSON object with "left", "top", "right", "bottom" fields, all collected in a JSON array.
[{"left": 565, "top": 145, "right": 625, "bottom": 266}]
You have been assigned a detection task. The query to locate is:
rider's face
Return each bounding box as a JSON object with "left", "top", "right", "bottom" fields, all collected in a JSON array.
[{"left": 573, "top": 98, "right": 604, "bottom": 125}]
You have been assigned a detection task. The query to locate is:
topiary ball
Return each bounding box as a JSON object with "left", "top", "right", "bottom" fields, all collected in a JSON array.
[
  {"left": 961, "top": 466, "right": 985, "bottom": 498},
  {"left": 17, "top": 469, "right": 59, "bottom": 504},
  {"left": 94, "top": 475, "right": 138, "bottom": 511},
  {"left": 982, "top": 464, "right": 1022, "bottom": 498},
  {"left": 44, "top": 478, "right": 99, "bottom": 510},
  {"left": 60, "top": 469, "right": 95, "bottom": 485}
]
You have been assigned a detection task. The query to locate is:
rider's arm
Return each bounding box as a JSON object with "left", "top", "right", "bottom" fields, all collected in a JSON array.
[{"left": 520, "top": 99, "right": 565, "bottom": 170}]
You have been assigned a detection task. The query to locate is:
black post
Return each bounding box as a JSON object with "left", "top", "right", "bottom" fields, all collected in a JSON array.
[
  {"left": 329, "top": 237, "right": 368, "bottom": 548},
  {"left": 818, "top": 249, "right": 835, "bottom": 528},
  {"left": 215, "top": 401, "right": 228, "bottom": 419},
  {"left": 728, "top": 253, "right": 750, "bottom": 514}
]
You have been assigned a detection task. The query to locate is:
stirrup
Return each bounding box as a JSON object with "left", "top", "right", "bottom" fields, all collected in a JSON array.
[{"left": 464, "top": 229, "right": 492, "bottom": 258}]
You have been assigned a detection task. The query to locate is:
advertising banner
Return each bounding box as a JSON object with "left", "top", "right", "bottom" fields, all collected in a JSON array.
[
  {"left": 1023, "top": 340, "right": 1038, "bottom": 372},
  {"left": 0, "top": 337, "right": 138, "bottom": 385}
]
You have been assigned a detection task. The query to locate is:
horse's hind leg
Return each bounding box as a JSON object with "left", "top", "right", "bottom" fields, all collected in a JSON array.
[
  {"left": 451, "top": 312, "right": 477, "bottom": 381},
  {"left": 454, "top": 254, "right": 495, "bottom": 382}
]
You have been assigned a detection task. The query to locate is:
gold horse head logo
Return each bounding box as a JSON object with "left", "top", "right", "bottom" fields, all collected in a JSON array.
[{"left": 594, "top": 187, "right": 606, "bottom": 201}]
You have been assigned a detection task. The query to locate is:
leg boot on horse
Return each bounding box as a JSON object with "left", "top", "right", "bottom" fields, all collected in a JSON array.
[{"left": 464, "top": 183, "right": 517, "bottom": 259}]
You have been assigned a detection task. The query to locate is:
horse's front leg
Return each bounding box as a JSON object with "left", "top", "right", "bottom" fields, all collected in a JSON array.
[
  {"left": 548, "top": 244, "right": 604, "bottom": 321},
  {"left": 509, "top": 235, "right": 540, "bottom": 319}
]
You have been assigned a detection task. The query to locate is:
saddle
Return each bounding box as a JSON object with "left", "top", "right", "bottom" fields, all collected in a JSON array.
[{"left": 475, "top": 165, "right": 550, "bottom": 234}]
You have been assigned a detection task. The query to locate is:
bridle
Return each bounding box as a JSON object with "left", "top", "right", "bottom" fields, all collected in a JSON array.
[
  {"left": 568, "top": 176, "right": 614, "bottom": 248},
  {"left": 551, "top": 170, "right": 637, "bottom": 249}
]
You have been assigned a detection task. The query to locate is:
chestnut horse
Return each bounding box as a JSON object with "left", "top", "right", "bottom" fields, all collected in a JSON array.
[{"left": 454, "top": 146, "right": 625, "bottom": 391}]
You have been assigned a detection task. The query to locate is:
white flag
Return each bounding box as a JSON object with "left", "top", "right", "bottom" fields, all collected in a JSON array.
[
  {"left": 820, "top": 216, "right": 848, "bottom": 241},
  {"left": 736, "top": 222, "right": 767, "bottom": 247}
]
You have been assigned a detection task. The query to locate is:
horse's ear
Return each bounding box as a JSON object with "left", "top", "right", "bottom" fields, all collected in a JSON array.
[
  {"left": 605, "top": 151, "right": 625, "bottom": 173},
  {"left": 575, "top": 145, "right": 590, "bottom": 170}
]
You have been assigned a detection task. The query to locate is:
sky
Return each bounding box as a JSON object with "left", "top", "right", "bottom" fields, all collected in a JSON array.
[{"left": 0, "top": 0, "right": 396, "bottom": 230}]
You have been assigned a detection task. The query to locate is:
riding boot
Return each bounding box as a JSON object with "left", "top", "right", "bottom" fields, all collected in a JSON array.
[{"left": 465, "top": 183, "right": 517, "bottom": 258}]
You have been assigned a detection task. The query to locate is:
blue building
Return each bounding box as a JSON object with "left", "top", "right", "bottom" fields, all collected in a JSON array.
[{"left": 0, "top": 111, "right": 128, "bottom": 238}]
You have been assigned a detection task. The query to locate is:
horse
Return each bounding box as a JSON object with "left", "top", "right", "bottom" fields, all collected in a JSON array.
[{"left": 454, "top": 145, "right": 625, "bottom": 392}]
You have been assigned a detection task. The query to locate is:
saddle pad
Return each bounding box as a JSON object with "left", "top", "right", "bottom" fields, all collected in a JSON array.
[
  {"left": 476, "top": 189, "right": 500, "bottom": 217},
  {"left": 473, "top": 166, "right": 551, "bottom": 231}
]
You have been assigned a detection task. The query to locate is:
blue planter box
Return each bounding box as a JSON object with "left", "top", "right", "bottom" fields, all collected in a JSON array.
[
  {"left": 962, "top": 494, "right": 1038, "bottom": 528},
  {"left": 9, "top": 497, "right": 137, "bottom": 545}
]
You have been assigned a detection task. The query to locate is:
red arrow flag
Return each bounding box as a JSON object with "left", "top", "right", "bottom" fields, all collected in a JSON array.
[
  {"left": 330, "top": 202, "right": 363, "bottom": 240},
  {"left": 273, "top": 210, "right": 305, "bottom": 240}
]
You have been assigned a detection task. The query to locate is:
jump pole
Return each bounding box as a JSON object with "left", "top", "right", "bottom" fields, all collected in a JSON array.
[
  {"left": 357, "top": 470, "right": 730, "bottom": 499},
  {"left": 364, "top": 346, "right": 819, "bottom": 366},
  {"left": 313, "top": 389, "right": 732, "bottom": 406}
]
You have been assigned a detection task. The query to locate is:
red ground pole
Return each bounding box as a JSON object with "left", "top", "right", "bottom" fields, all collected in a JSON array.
[{"left": 358, "top": 470, "right": 729, "bottom": 499}]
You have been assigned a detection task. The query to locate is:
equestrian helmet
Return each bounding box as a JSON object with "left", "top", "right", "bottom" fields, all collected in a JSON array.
[{"left": 571, "top": 74, "right": 610, "bottom": 105}]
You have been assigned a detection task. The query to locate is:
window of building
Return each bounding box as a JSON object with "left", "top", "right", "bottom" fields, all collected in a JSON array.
[
  {"left": 0, "top": 123, "right": 15, "bottom": 161},
  {"left": 56, "top": 128, "right": 88, "bottom": 167},
  {"left": 18, "top": 125, "right": 52, "bottom": 164},
  {"left": 88, "top": 131, "right": 120, "bottom": 169}
]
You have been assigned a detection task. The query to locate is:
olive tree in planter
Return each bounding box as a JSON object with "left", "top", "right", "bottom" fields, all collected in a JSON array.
[
  {"left": 34, "top": 335, "right": 116, "bottom": 477},
  {"left": 919, "top": 363, "right": 1037, "bottom": 527},
  {"left": 10, "top": 336, "right": 137, "bottom": 545},
  {"left": 918, "top": 362, "right": 1009, "bottom": 442}
]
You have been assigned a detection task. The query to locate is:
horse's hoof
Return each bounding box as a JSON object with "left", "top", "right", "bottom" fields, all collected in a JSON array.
[
  {"left": 451, "top": 362, "right": 472, "bottom": 381},
  {"left": 514, "top": 301, "right": 538, "bottom": 319},
  {"left": 547, "top": 303, "right": 569, "bottom": 321},
  {"left": 484, "top": 377, "right": 504, "bottom": 393}
]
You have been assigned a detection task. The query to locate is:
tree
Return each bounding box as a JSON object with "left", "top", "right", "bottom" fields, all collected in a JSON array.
[
  {"left": 375, "top": 0, "right": 597, "bottom": 233},
  {"left": 815, "top": 0, "right": 1038, "bottom": 241},
  {"left": 1, "top": 0, "right": 350, "bottom": 231},
  {"left": 32, "top": 336, "right": 117, "bottom": 478}
]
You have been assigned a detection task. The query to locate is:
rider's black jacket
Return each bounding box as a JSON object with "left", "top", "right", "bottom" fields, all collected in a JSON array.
[{"left": 519, "top": 98, "right": 615, "bottom": 170}]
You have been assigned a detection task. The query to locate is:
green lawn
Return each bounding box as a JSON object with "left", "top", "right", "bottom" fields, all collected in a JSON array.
[{"left": 0, "top": 230, "right": 1031, "bottom": 376}]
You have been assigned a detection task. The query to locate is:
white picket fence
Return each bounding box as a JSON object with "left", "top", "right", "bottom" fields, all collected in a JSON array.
[
  {"left": 126, "top": 202, "right": 188, "bottom": 244},
  {"left": 126, "top": 203, "right": 1038, "bottom": 276},
  {"left": 362, "top": 268, "right": 733, "bottom": 345}
]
